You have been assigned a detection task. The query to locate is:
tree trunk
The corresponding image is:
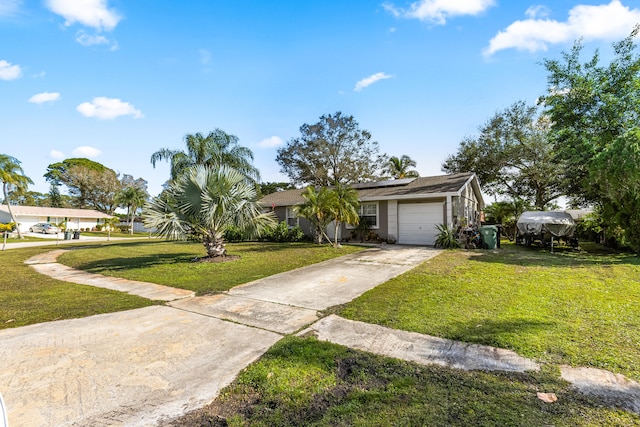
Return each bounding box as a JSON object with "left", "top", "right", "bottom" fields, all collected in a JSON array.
[
  {"left": 203, "top": 233, "right": 227, "bottom": 257},
  {"left": 3, "top": 183, "right": 22, "bottom": 239}
]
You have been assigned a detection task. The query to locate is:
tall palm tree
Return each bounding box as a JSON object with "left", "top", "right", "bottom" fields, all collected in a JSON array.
[
  {"left": 386, "top": 155, "right": 419, "bottom": 179},
  {"left": 150, "top": 129, "right": 260, "bottom": 182},
  {"left": 295, "top": 186, "right": 336, "bottom": 244},
  {"left": 117, "top": 186, "right": 149, "bottom": 235},
  {"left": 0, "top": 154, "right": 33, "bottom": 239},
  {"left": 328, "top": 184, "right": 360, "bottom": 247},
  {"left": 143, "top": 165, "right": 275, "bottom": 258}
]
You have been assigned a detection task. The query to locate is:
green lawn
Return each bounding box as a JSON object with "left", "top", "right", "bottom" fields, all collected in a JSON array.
[
  {"left": 337, "top": 242, "right": 640, "bottom": 381},
  {"left": 167, "top": 336, "right": 638, "bottom": 427},
  {"left": 0, "top": 246, "right": 156, "bottom": 329},
  {"left": 59, "top": 241, "right": 365, "bottom": 294}
]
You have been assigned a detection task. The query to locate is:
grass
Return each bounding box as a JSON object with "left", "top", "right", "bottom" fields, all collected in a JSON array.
[
  {"left": 336, "top": 241, "right": 640, "bottom": 381},
  {"left": 0, "top": 245, "right": 156, "bottom": 329},
  {"left": 58, "top": 241, "right": 365, "bottom": 294},
  {"left": 166, "top": 336, "right": 639, "bottom": 427}
]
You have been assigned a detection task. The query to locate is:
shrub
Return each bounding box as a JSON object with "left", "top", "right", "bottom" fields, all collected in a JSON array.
[
  {"left": 224, "top": 225, "right": 245, "bottom": 242},
  {"left": 434, "top": 224, "right": 460, "bottom": 249},
  {"left": 259, "top": 221, "right": 305, "bottom": 242},
  {"left": 0, "top": 222, "right": 16, "bottom": 234}
]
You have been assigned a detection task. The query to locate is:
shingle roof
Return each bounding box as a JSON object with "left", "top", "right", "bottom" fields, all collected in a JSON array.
[
  {"left": 260, "top": 172, "right": 476, "bottom": 207},
  {"left": 0, "top": 205, "right": 114, "bottom": 219}
]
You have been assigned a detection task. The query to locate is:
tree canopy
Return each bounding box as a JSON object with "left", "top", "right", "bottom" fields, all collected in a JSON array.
[
  {"left": 542, "top": 26, "right": 640, "bottom": 250},
  {"left": 151, "top": 129, "right": 260, "bottom": 182},
  {"left": 442, "top": 101, "right": 562, "bottom": 210},
  {"left": 0, "top": 154, "right": 33, "bottom": 238},
  {"left": 44, "top": 158, "right": 121, "bottom": 213},
  {"left": 276, "top": 112, "right": 387, "bottom": 187},
  {"left": 385, "top": 155, "right": 419, "bottom": 179},
  {"left": 143, "top": 165, "right": 275, "bottom": 258}
]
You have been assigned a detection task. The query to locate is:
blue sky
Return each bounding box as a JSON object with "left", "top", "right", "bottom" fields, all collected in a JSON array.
[{"left": 2, "top": 0, "right": 640, "bottom": 198}]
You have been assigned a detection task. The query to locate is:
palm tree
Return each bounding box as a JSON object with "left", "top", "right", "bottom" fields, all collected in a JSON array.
[
  {"left": 386, "top": 155, "right": 419, "bottom": 179},
  {"left": 295, "top": 186, "right": 336, "bottom": 244},
  {"left": 117, "top": 186, "right": 148, "bottom": 235},
  {"left": 150, "top": 129, "right": 260, "bottom": 182},
  {"left": 143, "top": 165, "right": 275, "bottom": 258},
  {"left": 328, "top": 184, "right": 360, "bottom": 247},
  {"left": 0, "top": 154, "right": 33, "bottom": 239}
]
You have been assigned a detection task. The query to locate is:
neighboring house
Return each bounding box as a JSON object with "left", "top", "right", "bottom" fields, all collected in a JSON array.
[
  {"left": 0, "top": 205, "right": 114, "bottom": 232},
  {"left": 260, "top": 172, "right": 484, "bottom": 246}
]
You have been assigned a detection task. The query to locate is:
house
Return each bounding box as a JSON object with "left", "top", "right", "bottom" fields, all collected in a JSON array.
[
  {"left": 259, "top": 172, "right": 484, "bottom": 246},
  {"left": 0, "top": 205, "right": 114, "bottom": 232}
]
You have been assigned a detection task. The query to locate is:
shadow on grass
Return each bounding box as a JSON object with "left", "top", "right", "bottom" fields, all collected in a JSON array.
[
  {"left": 468, "top": 242, "right": 640, "bottom": 268},
  {"left": 66, "top": 252, "right": 197, "bottom": 272},
  {"left": 445, "top": 318, "right": 556, "bottom": 347}
]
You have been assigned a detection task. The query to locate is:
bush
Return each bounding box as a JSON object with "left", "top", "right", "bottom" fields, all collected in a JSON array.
[
  {"left": 224, "top": 225, "right": 245, "bottom": 242},
  {"left": 0, "top": 222, "right": 16, "bottom": 235},
  {"left": 434, "top": 224, "right": 460, "bottom": 249},
  {"left": 259, "top": 221, "right": 305, "bottom": 242}
]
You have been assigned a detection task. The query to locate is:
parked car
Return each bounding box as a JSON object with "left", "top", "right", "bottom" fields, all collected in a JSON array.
[{"left": 29, "top": 223, "right": 60, "bottom": 234}]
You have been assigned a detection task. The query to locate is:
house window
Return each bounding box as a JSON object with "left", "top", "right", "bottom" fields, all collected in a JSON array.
[
  {"left": 286, "top": 207, "right": 298, "bottom": 227},
  {"left": 347, "top": 202, "right": 379, "bottom": 229},
  {"left": 360, "top": 202, "right": 378, "bottom": 228}
]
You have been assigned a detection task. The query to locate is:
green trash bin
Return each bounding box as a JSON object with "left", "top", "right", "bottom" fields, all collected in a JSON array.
[
  {"left": 480, "top": 225, "right": 498, "bottom": 249},
  {"left": 64, "top": 230, "right": 72, "bottom": 240}
]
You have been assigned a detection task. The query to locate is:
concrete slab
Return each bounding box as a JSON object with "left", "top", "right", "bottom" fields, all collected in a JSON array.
[
  {"left": 300, "top": 315, "right": 540, "bottom": 373},
  {"left": 228, "top": 246, "right": 441, "bottom": 310},
  {"left": 0, "top": 306, "right": 281, "bottom": 427},
  {"left": 170, "top": 294, "right": 319, "bottom": 334},
  {"left": 560, "top": 366, "right": 640, "bottom": 414}
]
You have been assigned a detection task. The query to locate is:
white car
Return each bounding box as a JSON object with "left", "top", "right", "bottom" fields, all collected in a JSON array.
[{"left": 29, "top": 223, "right": 60, "bottom": 234}]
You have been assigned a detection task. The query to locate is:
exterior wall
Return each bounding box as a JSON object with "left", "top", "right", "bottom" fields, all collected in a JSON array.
[
  {"left": 387, "top": 200, "right": 398, "bottom": 242},
  {"left": 452, "top": 183, "right": 481, "bottom": 228},
  {"left": 10, "top": 215, "right": 105, "bottom": 232}
]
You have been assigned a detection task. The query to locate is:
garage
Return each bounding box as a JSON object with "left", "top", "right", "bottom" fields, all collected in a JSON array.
[{"left": 397, "top": 202, "right": 443, "bottom": 245}]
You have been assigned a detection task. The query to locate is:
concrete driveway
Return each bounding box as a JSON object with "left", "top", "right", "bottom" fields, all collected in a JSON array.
[{"left": 0, "top": 245, "right": 440, "bottom": 426}]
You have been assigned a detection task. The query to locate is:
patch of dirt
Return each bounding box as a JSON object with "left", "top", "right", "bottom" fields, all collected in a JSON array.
[{"left": 192, "top": 255, "right": 241, "bottom": 263}]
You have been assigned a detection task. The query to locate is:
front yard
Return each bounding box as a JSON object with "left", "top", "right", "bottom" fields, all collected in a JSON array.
[{"left": 337, "top": 242, "right": 640, "bottom": 382}]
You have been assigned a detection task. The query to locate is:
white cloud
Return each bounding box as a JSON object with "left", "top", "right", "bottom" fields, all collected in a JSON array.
[
  {"left": 258, "top": 136, "right": 284, "bottom": 148},
  {"left": 525, "top": 5, "right": 550, "bottom": 19},
  {"left": 354, "top": 72, "right": 393, "bottom": 91},
  {"left": 28, "top": 92, "right": 61, "bottom": 104},
  {"left": 384, "top": 0, "right": 495, "bottom": 24},
  {"left": 72, "top": 146, "right": 102, "bottom": 158},
  {"left": 485, "top": 0, "right": 640, "bottom": 56},
  {"left": 199, "top": 48, "right": 212, "bottom": 65},
  {"left": 0, "top": 0, "right": 22, "bottom": 16},
  {"left": 49, "top": 150, "right": 65, "bottom": 159},
  {"left": 0, "top": 60, "right": 21, "bottom": 80},
  {"left": 75, "top": 31, "right": 108, "bottom": 46},
  {"left": 76, "top": 97, "right": 143, "bottom": 120},
  {"left": 45, "top": 0, "right": 121, "bottom": 31}
]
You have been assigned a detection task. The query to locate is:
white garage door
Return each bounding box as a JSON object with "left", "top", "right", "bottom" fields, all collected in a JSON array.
[{"left": 398, "top": 202, "right": 443, "bottom": 245}]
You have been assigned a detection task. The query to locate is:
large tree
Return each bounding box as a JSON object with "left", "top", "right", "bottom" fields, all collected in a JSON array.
[
  {"left": 0, "top": 154, "right": 33, "bottom": 239},
  {"left": 442, "top": 101, "right": 563, "bottom": 210},
  {"left": 542, "top": 27, "right": 640, "bottom": 250},
  {"left": 143, "top": 165, "right": 275, "bottom": 258},
  {"left": 276, "top": 112, "right": 387, "bottom": 186},
  {"left": 385, "top": 155, "right": 419, "bottom": 179},
  {"left": 44, "top": 158, "right": 121, "bottom": 213},
  {"left": 151, "top": 129, "right": 260, "bottom": 182}
]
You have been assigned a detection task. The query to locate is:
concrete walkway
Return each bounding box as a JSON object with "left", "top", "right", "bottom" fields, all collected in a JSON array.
[
  {"left": 2, "top": 244, "right": 640, "bottom": 425},
  {"left": 2, "top": 245, "right": 443, "bottom": 426}
]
